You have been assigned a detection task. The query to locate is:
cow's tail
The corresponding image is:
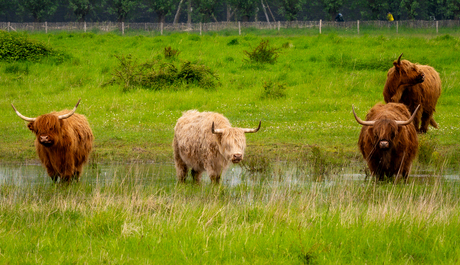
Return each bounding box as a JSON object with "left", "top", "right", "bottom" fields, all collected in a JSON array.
[{"left": 430, "top": 118, "right": 438, "bottom": 128}]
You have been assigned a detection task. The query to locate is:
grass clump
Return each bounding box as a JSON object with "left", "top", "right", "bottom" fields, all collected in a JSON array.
[
  {"left": 227, "top": 38, "right": 239, "bottom": 45},
  {"left": 164, "top": 46, "right": 180, "bottom": 60},
  {"left": 261, "top": 81, "right": 287, "bottom": 99},
  {"left": 0, "top": 31, "right": 68, "bottom": 63},
  {"left": 107, "top": 54, "right": 219, "bottom": 91},
  {"left": 243, "top": 39, "right": 280, "bottom": 64}
]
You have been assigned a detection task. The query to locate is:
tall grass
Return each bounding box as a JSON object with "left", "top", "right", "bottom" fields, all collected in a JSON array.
[{"left": 0, "top": 164, "right": 459, "bottom": 263}]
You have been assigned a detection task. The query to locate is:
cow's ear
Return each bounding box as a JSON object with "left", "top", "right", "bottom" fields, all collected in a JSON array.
[{"left": 27, "top": 122, "right": 35, "bottom": 131}]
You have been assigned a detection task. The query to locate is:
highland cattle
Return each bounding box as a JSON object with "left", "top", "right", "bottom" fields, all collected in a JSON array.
[
  {"left": 383, "top": 53, "right": 441, "bottom": 133},
  {"left": 353, "top": 103, "right": 419, "bottom": 182},
  {"left": 173, "top": 110, "right": 261, "bottom": 183},
  {"left": 12, "top": 99, "right": 93, "bottom": 182}
]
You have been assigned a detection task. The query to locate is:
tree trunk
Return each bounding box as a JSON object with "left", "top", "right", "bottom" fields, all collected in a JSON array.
[
  {"left": 187, "top": 0, "right": 192, "bottom": 25},
  {"left": 174, "top": 0, "right": 184, "bottom": 24},
  {"left": 261, "top": 0, "right": 269, "bottom": 22}
]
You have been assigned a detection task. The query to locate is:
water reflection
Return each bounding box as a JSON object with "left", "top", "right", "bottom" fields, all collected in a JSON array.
[{"left": 0, "top": 162, "right": 458, "bottom": 187}]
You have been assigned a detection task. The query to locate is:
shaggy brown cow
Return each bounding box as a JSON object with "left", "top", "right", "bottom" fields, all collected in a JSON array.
[
  {"left": 173, "top": 110, "right": 261, "bottom": 183},
  {"left": 383, "top": 53, "right": 441, "bottom": 133},
  {"left": 12, "top": 99, "right": 94, "bottom": 182},
  {"left": 353, "top": 103, "right": 419, "bottom": 182}
]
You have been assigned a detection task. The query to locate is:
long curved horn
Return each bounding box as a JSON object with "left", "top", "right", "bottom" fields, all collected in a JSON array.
[
  {"left": 11, "top": 104, "right": 36, "bottom": 122},
  {"left": 395, "top": 104, "right": 420, "bottom": 126},
  {"left": 58, "top": 99, "right": 81, "bottom": 120},
  {"left": 242, "top": 121, "right": 261, "bottom": 133},
  {"left": 211, "top": 122, "right": 224, "bottom": 134},
  {"left": 352, "top": 106, "right": 375, "bottom": 126},
  {"left": 397, "top": 53, "right": 403, "bottom": 64}
]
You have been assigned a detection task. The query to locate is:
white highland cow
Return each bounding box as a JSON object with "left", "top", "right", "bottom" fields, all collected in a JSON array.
[{"left": 173, "top": 110, "right": 261, "bottom": 183}]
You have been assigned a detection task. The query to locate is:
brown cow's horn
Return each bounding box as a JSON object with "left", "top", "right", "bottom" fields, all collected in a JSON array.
[
  {"left": 352, "top": 106, "right": 375, "bottom": 126},
  {"left": 395, "top": 104, "right": 420, "bottom": 126},
  {"left": 211, "top": 122, "right": 224, "bottom": 134},
  {"left": 397, "top": 53, "right": 403, "bottom": 64},
  {"left": 242, "top": 121, "right": 261, "bottom": 133},
  {"left": 11, "top": 104, "right": 36, "bottom": 122},
  {"left": 58, "top": 99, "right": 81, "bottom": 120}
]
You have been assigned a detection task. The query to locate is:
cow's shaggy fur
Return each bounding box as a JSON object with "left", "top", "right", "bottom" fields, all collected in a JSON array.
[
  {"left": 173, "top": 110, "right": 259, "bottom": 183},
  {"left": 383, "top": 54, "right": 441, "bottom": 133},
  {"left": 356, "top": 103, "right": 418, "bottom": 182},
  {"left": 25, "top": 110, "right": 93, "bottom": 182}
]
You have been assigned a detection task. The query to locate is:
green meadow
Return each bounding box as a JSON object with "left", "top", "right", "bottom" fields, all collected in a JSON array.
[{"left": 1, "top": 29, "right": 460, "bottom": 263}]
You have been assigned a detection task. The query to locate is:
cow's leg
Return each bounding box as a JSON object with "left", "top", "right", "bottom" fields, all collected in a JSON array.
[
  {"left": 420, "top": 112, "right": 432, "bottom": 133},
  {"left": 209, "top": 174, "right": 221, "bottom": 184},
  {"left": 45, "top": 166, "right": 59, "bottom": 182},
  {"left": 173, "top": 139, "right": 188, "bottom": 182},
  {"left": 191, "top": 169, "right": 202, "bottom": 183},
  {"left": 175, "top": 157, "right": 188, "bottom": 183}
]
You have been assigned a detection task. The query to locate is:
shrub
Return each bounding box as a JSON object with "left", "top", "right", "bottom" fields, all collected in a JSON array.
[
  {"left": 107, "top": 54, "right": 219, "bottom": 91},
  {"left": 0, "top": 31, "right": 68, "bottom": 63},
  {"left": 261, "top": 81, "right": 287, "bottom": 99},
  {"left": 107, "top": 54, "right": 153, "bottom": 91},
  {"left": 164, "top": 46, "right": 180, "bottom": 60},
  {"left": 243, "top": 39, "right": 280, "bottom": 64}
]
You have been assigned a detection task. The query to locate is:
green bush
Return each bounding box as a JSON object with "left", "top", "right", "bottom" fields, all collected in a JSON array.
[
  {"left": 0, "top": 31, "right": 68, "bottom": 63},
  {"left": 243, "top": 39, "right": 280, "bottom": 64},
  {"left": 107, "top": 54, "right": 219, "bottom": 91}
]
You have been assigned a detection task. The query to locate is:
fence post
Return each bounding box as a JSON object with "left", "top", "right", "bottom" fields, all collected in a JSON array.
[
  {"left": 84, "top": 21, "right": 87, "bottom": 33},
  {"left": 238, "top": 21, "right": 241, "bottom": 35},
  {"left": 357, "top": 20, "right": 359, "bottom": 34},
  {"left": 161, "top": 22, "right": 163, "bottom": 35},
  {"left": 436, "top": 20, "right": 438, "bottom": 33},
  {"left": 319, "top": 19, "right": 322, "bottom": 34},
  {"left": 278, "top": 21, "right": 280, "bottom": 31},
  {"left": 396, "top": 21, "right": 398, "bottom": 33},
  {"left": 7, "top": 22, "right": 10, "bottom": 32},
  {"left": 45, "top": 22, "right": 47, "bottom": 33},
  {"left": 122, "top": 22, "right": 124, "bottom": 35},
  {"left": 200, "top": 22, "right": 202, "bottom": 35}
]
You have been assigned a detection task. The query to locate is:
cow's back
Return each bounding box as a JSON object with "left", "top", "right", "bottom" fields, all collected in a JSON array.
[
  {"left": 174, "top": 110, "right": 231, "bottom": 170},
  {"left": 401, "top": 65, "right": 441, "bottom": 114}
]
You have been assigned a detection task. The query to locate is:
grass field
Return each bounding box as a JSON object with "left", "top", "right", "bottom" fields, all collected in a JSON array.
[
  {"left": 1, "top": 29, "right": 460, "bottom": 263},
  {"left": 1, "top": 30, "right": 459, "bottom": 168}
]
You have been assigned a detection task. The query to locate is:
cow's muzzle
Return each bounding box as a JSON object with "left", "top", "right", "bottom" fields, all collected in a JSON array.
[
  {"left": 417, "top": 73, "right": 425, "bottom": 83},
  {"left": 379, "top": 140, "right": 390, "bottom": 149},
  {"left": 231, "top": 154, "right": 243, "bottom": 163},
  {"left": 39, "top": 136, "right": 54, "bottom": 147}
]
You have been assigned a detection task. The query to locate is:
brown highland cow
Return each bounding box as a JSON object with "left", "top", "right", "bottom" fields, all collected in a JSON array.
[
  {"left": 353, "top": 103, "right": 419, "bottom": 182},
  {"left": 12, "top": 99, "right": 94, "bottom": 182},
  {"left": 383, "top": 53, "right": 441, "bottom": 133},
  {"left": 173, "top": 110, "right": 261, "bottom": 183}
]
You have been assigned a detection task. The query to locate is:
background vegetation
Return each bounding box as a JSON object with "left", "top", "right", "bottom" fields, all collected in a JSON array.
[{"left": 1, "top": 0, "right": 460, "bottom": 23}]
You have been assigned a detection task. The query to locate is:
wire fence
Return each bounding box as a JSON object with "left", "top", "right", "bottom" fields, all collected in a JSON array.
[{"left": 1, "top": 20, "right": 460, "bottom": 35}]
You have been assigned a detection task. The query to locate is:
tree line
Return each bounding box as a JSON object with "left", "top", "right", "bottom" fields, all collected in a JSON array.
[{"left": 0, "top": 0, "right": 459, "bottom": 23}]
